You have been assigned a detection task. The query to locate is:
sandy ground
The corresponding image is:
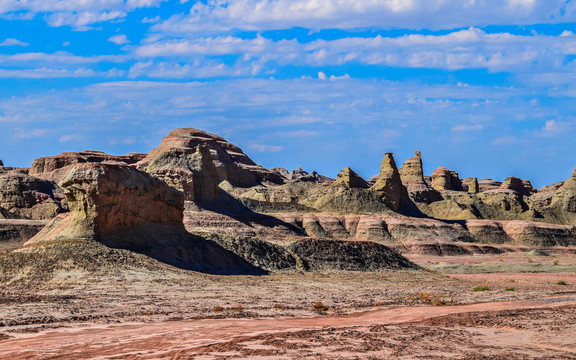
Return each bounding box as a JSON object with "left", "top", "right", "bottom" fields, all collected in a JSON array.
[
  {"left": 1, "top": 252, "right": 575, "bottom": 359},
  {"left": 1, "top": 296, "right": 576, "bottom": 359}
]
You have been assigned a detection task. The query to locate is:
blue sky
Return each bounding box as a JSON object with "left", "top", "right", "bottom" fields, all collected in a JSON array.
[{"left": 1, "top": 0, "right": 576, "bottom": 187}]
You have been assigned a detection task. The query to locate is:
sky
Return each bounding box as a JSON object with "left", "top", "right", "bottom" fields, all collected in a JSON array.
[{"left": 1, "top": 0, "right": 576, "bottom": 188}]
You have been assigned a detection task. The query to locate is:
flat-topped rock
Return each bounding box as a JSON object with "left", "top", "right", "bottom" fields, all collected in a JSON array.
[{"left": 30, "top": 150, "right": 146, "bottom": 182}]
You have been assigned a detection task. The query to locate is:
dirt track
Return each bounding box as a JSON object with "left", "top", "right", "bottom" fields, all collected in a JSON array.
[{"left": 2, "top": 295, "right": 576, "bottom": 359}]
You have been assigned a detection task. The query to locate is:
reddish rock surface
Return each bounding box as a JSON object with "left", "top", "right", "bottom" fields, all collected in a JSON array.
[
  {"left": 478, "top": 179, "right": 502, "bottom": 192},
  {"left": 431, "top": 166, "right": 463, "bottom": 191},
  {"left": 30, "top": 150, "right": 146, "bottom": 183},
  {"left": 137, "top": 128, "right": 284, "bottom": 192}
]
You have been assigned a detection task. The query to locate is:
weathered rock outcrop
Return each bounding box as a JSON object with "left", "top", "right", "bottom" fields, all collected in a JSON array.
[
  {"left": 26, "top": 162, "right": 184, "bottom": 242},
  {"left": 431, "top": 166, "right": 463, "bottom": 192},
  {"left": 399, "top": 152, "right": 441, "bottom": 203},
  {"left": 370, "top": 153, "right": 411, "bottom": 212},
  {"left": 30, "top": 150, "right": 146, "bottom": 183},
  {"left": 333, "top": 167, "right": 369, "bottom": 189},
  {"left": 277, "top": 166, "right": 334, "bottom": 184},
  {"left": 478, "top": 179, "right": 502, "bottom": 192},
  {"left": 467, "top": 177, "right": 479, "bottom": 194},
  {"left": 21, "top": 162, "right": 269, "bottom": 274},
  {"left": 548, "top": 166, "right": 576, "bottom": 225},
  {"left": 0, "top": 160, "right": 3, "bottom": 166},
  {"left": 0, "top": 170, "right": 67, "bottom": 220},
  {"left": 500, "top": 176, "right": 534, "bottom": 196},
  {"left": 137, "top": 129, "right": 283, "bottom": 197}
]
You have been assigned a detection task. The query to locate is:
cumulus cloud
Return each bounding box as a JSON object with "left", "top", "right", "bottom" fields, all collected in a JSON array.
[
  {"left": 109, "top": 34, "right": 130, "bottom": 45},
  {"left": 152, "top": 0, "right": 576, "bottom": 33}
]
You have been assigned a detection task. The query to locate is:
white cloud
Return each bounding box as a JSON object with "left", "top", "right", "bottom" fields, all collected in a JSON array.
[
  {"left": 491, "top": 136, "right": 518, "bottom": 145},
  {"left": 0, "top": 38, "right": 29, "bottom": 47},
  {"left": 0, "top": 0, "right": 167, "bottom": 27},
  {"left": 451, "top": 124, "right": 484, "bottom": 132},
  {"left": 247, "top": 144, "right": 283, "bottom": 152},
  {"left": 59, "top": 134, "right": 83, "bottom": 143},
  {"left": 152, "top": 0, "right": 576, "bottom": 33},
  {"left": 2, "top": 78, "right": 575, "bottom": 186},
  {"left": 109, "top": 34, "right": 130, "bottom": 45},
  {"left": 13, "top": 128, "right": 48, "bottom": 139},
  {"left": 132, "top": 28, "right": 576, "bottom": 74},
  {"left": 0, "top": 67, "right": 122, "bottom": 79}
]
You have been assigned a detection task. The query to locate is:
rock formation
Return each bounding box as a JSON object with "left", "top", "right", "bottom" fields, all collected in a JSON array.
[
  {"left": 30, "top": 150, "right": 146, "bottom": 183},
  {"left": 399, "top": 152, "right": 441, "bottom": 203},
  {"left": 278, "top": 166, "right": 334, "bottom": 184},
  {"left": 431, "top": 166, "right": 463, "bottom": 192},
  {"left": 26, "top": 162, "right": 184, "bottom": 243},
  {"left": 270, "top": 167, "right": 290, "bottom": 180},
  {"left": 548, "top": 166, "right": 576, "bottom": 225},
  {"left": 478, "top": 179, "right": 502, "bottom": 192},
  {"left": 137, "top": 129, "right": 283, "bottom": 195},
  {"left": 370, "top": 153, "right": 410, "bottom": 211},
  {"left": 0, "top": 159, "right": 3, "bottom": 166},
  {"left": 467, "top": 177, "right": 479, "bottom": 194},
  {"left": 0, "top": 170, "right": 67, "bottom": 220},
  {"left": 500, "top": 176, "right": 532, "bottom": 196},
  {"left": 333, "top": 167, "right": 369, "bottom": 189}
]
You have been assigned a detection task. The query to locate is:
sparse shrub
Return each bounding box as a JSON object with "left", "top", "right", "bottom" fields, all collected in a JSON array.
[
  {"left": 505, "top": 288, "right": 515, "bottom": 291},
  {"left": 373, "top": 302, "right": 389, "bottom": 307},
  {"left": 553, "top": 260, "right": 559, "bottom": 266},
  {"left": 527, "top": 257, "right": 534, "bottom": 263},
  {"left": 473, "top": 286, "right": 490, "bottom": 292},
  {"left": 231, "top": 305, "right": 244, "bottom": 311},
  {"left": 273, "top": 304, "right": 287, "bottom": 310},
  {"left": 212, "top": 306, "right": 224, "bottom": 312},
  {"left": 556, "top": 280, "right": 567, "bottom": 286},
  {"left": 313, "top": 301, "right": 329, "bottom": 313}
]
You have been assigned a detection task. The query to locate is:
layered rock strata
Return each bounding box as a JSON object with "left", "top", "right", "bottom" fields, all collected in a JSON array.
[
  {"left": 399, "top": 152, "right": 441, "bottom": 203},
  {"left": 137, "top": 128, "right": 284, "bottom": 193},
  {"left": 431, "top": 166, "right": 463, "bottom": 192},
  {"left": 30, "top": 150, "right": 146, "bottom": 183}
]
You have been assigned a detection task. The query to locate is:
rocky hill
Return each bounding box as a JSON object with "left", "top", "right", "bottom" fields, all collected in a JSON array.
[{"left": 1, "top": 127, "right": 575, "bottom": 274}]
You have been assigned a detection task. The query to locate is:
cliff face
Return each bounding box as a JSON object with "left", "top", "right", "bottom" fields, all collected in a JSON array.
[{"left": 25, "top": 162, "right": 184, "bottom": 244}]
